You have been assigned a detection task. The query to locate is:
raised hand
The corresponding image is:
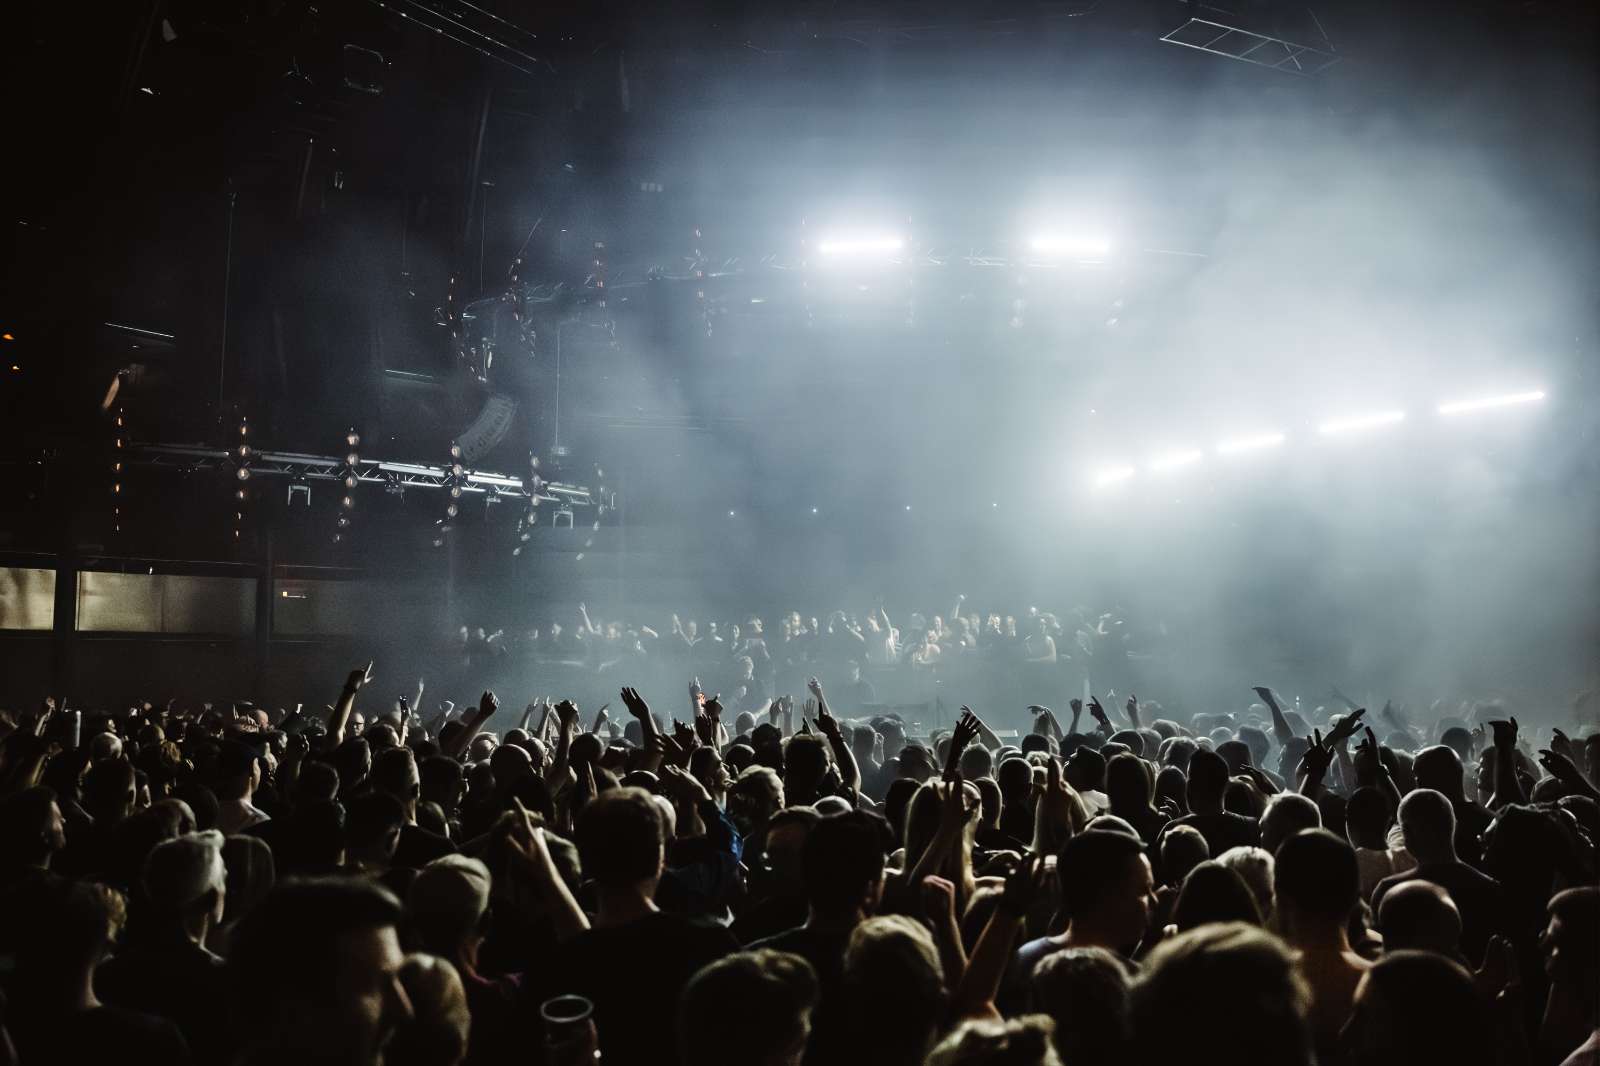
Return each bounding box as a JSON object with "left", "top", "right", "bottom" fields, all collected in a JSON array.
[
  {"left": 1088, "top": 696, "right": 1112, "bottom": 731},
  {"left": 1125, "top": 694, "right": 1139, "bottom": 723},
  {"left": 999, "top": 853, "right": 1047, "bottom": 917},
  {"left": 1325, "top": 707, "right": 1367, "bottom": 748},
  {"left": 807, "top": 677, "right": 825, "bottom": 700},
  {"left": 703, "top": 695, "right": 723, "bottom": 721},
  {"left": 662, "top": 763, "right": 712, "bottom": 806},
  {"left": 1489, "top": 718, "right": 1519, "bottom": 751},
  {"left": 478, "top": 690, "right": 500, "bottom": 719},
  {"left": 944, "top": 709, "right": 982, "bottom": 781},
  {"left": 554, "top": 699, "right": 580, "bottom": 731},
  {"left": 672, "top": 717, "right": 699, "bottom": 751},
  {"left": 1252, "top": 685, "right": 1279, "bottom": 708},
  {"left": 1550, "top": 727, "right": 1576, "bottom": 762},
  {"left": 1537, "top": 747, "right": 1586, "bottom": 788},
  {"left": 1297, "top": 729, "right": 1335, "bottom": 784},
  {"left": 620, "top": 687, "right": 651, "bottom": 722}
]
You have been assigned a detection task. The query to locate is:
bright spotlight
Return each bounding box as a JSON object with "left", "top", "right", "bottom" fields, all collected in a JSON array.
[
  {"left": 1093, "top": 465, "right": 1137, "bottom": 488},
  {"left": 816, "top": 235, "right": 904, "bottom": 256},
  {"left": 1148, "top": 449, "right": 1203, "bottom": 473},
  {"left": 1029, "top": 234, "right": 1112, "bottom": 257},
  {"left": 1216, "top": 432, "right": 1286, "bottom": 456},
  {"left": 1437, "top": 389, "right": 1546, "bottom": 416},
  {"left": 1317, "top": 410, "right": 1406, "bottom": 436}
]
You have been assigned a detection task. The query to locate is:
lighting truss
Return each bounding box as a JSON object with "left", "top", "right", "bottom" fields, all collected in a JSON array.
[
  {"left": 1159, "top": 18, "right": 1340, "bottom": 75},
  {"left": 129, "top": 444, "right": 605, "bottom": 508}
]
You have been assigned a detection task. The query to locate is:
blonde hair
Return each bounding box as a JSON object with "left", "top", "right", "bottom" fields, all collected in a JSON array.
[{"left": 903, "top": 778, "right": 981, "bottom": 907}]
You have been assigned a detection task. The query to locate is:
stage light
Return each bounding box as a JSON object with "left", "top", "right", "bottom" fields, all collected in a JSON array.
[
  {"left": 1028, "top": 234, "right": 1112, "bottom": 257},
  {"left": 341, "top": 495, "right": 353, "bottom": 509},
  {"left": 346, "top": 430, "right": 361, "bottom": 448},
  {"left": 446, "top": 503, "right": 459, "bottom": 518},
  {"left": 450, "top": 443, "right": 462, "bottom": 460},
  {"left": 816, "top": 235, "right": 904, "bottom": 256},
  {"left": 1094, "top": 465, "right": 1136, "bottom": 488},
  {"left": 1148, "top": 449, "right": 1203, "bottom": 473},
  {"left": 1437, "top": 389, "right": 1545, "bottom": 416},
  {"left": 1317, "top": 410, "right": 1405, "bottom": 436},
  {"left": 346, "top": 452, "right": 359, "bottom": 466},
  {"left": 344, "top": 475, "right": 357, "bottom": 489},
  {"left": 451, "top": 463, "right": 464, "bottom": 477},
  {"left": 236, "top": 467, "right": 250, "bottom": 481},
  {"left": 1216, "top": 432, "right": 1286, "bottom": 456}
]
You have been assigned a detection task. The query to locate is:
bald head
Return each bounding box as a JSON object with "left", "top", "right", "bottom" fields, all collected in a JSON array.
[{"left": 1379, "top": 881, "right": 1462, "bottom": 958}]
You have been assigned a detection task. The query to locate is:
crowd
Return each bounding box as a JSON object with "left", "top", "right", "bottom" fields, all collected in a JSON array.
[
  {"left": 452, "top": 600, "right": 1145, "bottom": 715},
  {"left": 0, "top": 660, "right": 1597, "bottom": 1066}
]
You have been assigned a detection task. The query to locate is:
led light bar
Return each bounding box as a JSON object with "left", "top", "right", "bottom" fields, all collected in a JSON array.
[
  {"left": 1148, "top": 449, "right": 1203, "bottom": 473},
  {"left": 1093, "top": 465, "right": 1137, "bottom": 488},
  {"left": 1437, "top": 390, "right": 1545, "bottom": 416},
  {"left": 1216, "top": 432, "right": 1286, "bottom": 456},
  {"left": 816, "top": 235, "right": 905, "bottom": 256},
  {"left": 1317, "top": 410, "right": 1405, "bottom": 436}
]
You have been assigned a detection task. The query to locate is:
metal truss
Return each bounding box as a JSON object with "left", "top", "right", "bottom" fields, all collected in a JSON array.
[
  {"left": 1160, "top": 18, "right": 1340, "bottom": 75},
  {"left": 130, "top": 444, "right": 606, "bottom": 508}
]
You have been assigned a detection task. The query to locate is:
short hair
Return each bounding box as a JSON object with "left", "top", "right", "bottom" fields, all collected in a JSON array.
[
  {"left": 370, "top": 747, "right": 420, "bottom": 799},
  {"left": 1377, "top": 881, "right": 1462, "bottom": 956},
  {"left": 1130, "top": 923, "right": 1312, "bottom": 1066},
  {"left": 1185, "top": 750, "right": 1230, "bottom": 804},
  {"left": 1159, "top": 824, "right": 1210, "bottom": 885},
  {"left": 1030, "top": 947, "right": 1130, "bottom": 1064},
  {"left": 1260, "top": 792, "right": 1322, "bottom": 855},
  {"left": 1412, "top": 746, "right": 1464, "bottom": 795},
  {"left": 803, "top": 810, "right": 891, "bottom": 917},
  {"left": 229, "top": 877, "right": 403, "bottom": 1018},
  {"left": 222, "top": 834, "right": 276, "bottom": 924},
  {"left": 1397, "top": 789, "right": 1455, "bottom": 857},
  {"left": 1237, "top": 726, "right": 1270, "bottom": 767},
  {"left": 408, "top": 855, "right": 492, "bottom": 955},
  {"left": 1345, "top": 951, "right": 1491, "bottom": 1066},
  {"left": 143, "top": 829, "right": 227, "bottom": 913},
  {"left": 83, "top": 758, "right": 137, "bottom": 813},
  {"left": 958, "top": 745, "right": 994, "bottom": 780},
  {"left": 1057, "top": 829, "right": 1147, "bottom": 919},
  {"left": 0, "top": 786, "right": 60, "bottom": 866},
  {"left": 418, "top": 756, "right": 463, "bottom": 798},
  {"left": 1547, "top": 886, "right": 1600, "bottom": 981},
  {"left": 19, "top": 879, "right": 126, "bottom": 974},
  {"left": 345, "top": 792, "right": 406, "bottom": 852},
  {"left": 297, "top": 761, "right": 340, "bottom": 803},
  {"left": 678, "top": 950, "right": 819, "bottom": 1066},
  {"left": 1275, "top": 829, "right": 1359, "bottom": 923},
  {"left": 1108, "top": 729, "right": 1144, "bottom": 757},
  {"left": 926, "top": 1015, "right": 1062, "bottom": 1066},
  {"left": 1162, "top": 737, "right": 1198, "bottom": 771},
  {"left": 1021, "top": 733, "right": 1058, "bottom": 756},
  {"left": 1344, "top": 786, "right": 1391, "bottom": 841},
  {"left": 1105, "top": 753, "right": 1153, "bottom": 810},
  {"left": 844, "top": 915, "right": 947, "bottom": 1046},
  {"left": 1215, "top": 846, "right": 1275, "bottom": 920},
  {"left": 388, "top": 954, "right": 470, "bottom": 1066},
  {"left": 1173, "top": 861, "right": 1262, "bottom": 931},
  {"left": 576, "top": 787, "right": 665, "bottom": 888}
]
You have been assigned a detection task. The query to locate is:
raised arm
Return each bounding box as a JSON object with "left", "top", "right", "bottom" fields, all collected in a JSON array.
[
  {"left": 440, "top": 690, "right": 499, "bottom": 760},
  {"left": 812, "top": 679, "right": 860, "bottom": 794},
  {"left": 326, "top": 663, "right": 372, "bottom": 748},
  {"left": 505, "top": 799, "right": 590, "bottom": 941},
  {"left": 955, "top": 854, "right": 1046, "bottom": 1019},
  {"left": 1124, "top": 693, "right": 1142, "bottom": 730},
  {"left": 1487, "top": 718, "right": 1526, "bottom": 810},
  {"left": 1254, "top": 685, "right": 1295, "bottom": 749}
]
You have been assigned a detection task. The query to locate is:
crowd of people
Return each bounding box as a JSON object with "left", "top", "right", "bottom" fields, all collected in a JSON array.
[
  {"left": 451, "top": 600, "right": 1145, "bottom": 718},
  {"left": 0, "top": 659, "right": 1597, "bottom": 1066}
]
